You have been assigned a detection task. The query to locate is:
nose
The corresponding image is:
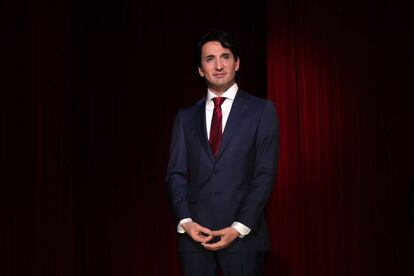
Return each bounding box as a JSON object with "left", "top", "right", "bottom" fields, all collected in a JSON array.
[{"left": 215, "top": 59, "right": 223, "bottom": 71}]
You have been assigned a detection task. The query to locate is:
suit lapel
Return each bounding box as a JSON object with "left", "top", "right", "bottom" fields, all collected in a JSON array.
[
  {"left": 216, "top": 90, "right": 248, "bottom": 160},
  {"left": 194, "top": 99, "right": 215, "bottom": 162}
]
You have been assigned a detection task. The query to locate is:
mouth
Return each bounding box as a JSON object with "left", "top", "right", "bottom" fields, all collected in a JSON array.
[{"left": 213, "top": 73, "right": 226, "bottom": 77}]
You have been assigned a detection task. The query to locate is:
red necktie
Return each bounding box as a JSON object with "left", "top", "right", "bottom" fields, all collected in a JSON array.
[{"left": 209, "top": 97, "right": 225, "bottom": 157}]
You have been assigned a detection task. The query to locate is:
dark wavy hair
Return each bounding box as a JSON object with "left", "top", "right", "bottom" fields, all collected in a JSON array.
[{"left": 195, "top": 29, "right": 240, "bottom": 67}]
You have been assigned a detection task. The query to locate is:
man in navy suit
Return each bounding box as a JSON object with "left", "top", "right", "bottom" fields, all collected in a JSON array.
[{"left": 166, "top": 29, "right": 279, "bottom": 276}]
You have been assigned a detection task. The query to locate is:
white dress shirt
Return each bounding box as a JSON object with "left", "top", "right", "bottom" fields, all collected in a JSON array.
[{"left": 177, "top": 83, "right": 251, "bottom": 238}]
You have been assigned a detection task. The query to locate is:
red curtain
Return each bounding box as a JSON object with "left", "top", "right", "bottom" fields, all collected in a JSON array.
[
  {"left": 3, "top": 0, "right": 413, "bottom": 275},
  {"left": 1, "top": 1, "right": 267, "bottom": 276},
  {"left": 266, "top": 0, "right": 414, "bottom": 275}
]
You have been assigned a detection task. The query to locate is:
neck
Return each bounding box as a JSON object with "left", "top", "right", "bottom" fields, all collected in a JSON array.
[{"left": 208, "top": 82, "right": 235, "bottom": 96}]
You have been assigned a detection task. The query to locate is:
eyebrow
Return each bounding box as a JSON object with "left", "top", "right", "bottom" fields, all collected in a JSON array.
[{"left": 203, "top": 53, "right": 232, "bottom": 59}]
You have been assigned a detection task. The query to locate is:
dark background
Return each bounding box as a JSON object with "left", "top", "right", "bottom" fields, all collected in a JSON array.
[{"left": 1, "top": 0, "right": 413, "bottom": 275}]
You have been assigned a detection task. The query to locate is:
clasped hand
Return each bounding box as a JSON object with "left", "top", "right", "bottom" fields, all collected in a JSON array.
[{"left": 182, "top": 221, "right": 240, "bottom": 251}]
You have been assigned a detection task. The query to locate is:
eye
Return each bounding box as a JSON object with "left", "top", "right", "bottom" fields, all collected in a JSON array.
[{"left": 204, "top": 56, "right": 214, "bottom": 62}]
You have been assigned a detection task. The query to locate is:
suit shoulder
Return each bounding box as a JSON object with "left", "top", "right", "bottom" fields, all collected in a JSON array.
[
  {"left": 175, "top": 97, "right": 205, "bottom": 117},
  {"left": 177, "top": 97, "right": 206, "bottom": 112},
  {"left": 238, "top": 90, "right": 276, "bottom": 109}
]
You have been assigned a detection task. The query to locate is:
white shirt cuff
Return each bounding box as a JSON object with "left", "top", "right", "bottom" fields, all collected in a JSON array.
[
  {"left": 231, "top": 221, "right": 251, "bottom": 238},
  {"left": 177, "top": 218, "right": 193, "bottom": 233}
]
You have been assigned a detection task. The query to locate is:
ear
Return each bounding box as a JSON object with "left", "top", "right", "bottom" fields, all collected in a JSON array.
[
  {"left": 198, "top": 66, "right": 205, "bottom": 77},
  {"left": 235, "top": 58, "right": 240, "bottom": 72}
]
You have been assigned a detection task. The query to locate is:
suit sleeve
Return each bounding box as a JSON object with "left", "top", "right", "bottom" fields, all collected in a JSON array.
[
  {"left": 235, "top": 100, "right": 279, "bottom": 231},
  {"left": 165, "top": 110, "right": 192, "bottom": 223}
]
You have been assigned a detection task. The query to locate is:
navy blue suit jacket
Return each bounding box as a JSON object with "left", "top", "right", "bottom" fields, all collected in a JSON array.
[{"left": 166, "top": 89, "right": 279, "bottom": 252}]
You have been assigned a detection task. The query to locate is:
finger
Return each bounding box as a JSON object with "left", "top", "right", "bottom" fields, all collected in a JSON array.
[
  {"left": 202, "top": 234, "right": 214, "bottom": 243},
  {"left": 196, "top": 226, "right": 212, "bottom": 236},
  {"left": 202, "top": 239, "right": 226, "bottom": 250},
  {"left": 193, "top": 233, "right": 213, "bottom": 243},
  {"left": 192, "top": 235, "right": 206, "bottom": 243},
  {"left": 203, "top": 245, "right": 221, "bottom": 251},
  {"left": 211, "top": 230, "right": 224, "bottom": 237},
  {"left": 202, "top": 243, "right": 223, "bottom": 251}
]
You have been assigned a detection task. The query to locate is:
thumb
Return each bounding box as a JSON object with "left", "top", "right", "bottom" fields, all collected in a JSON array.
[
  {"left": 211, "top": 229, "right": 224, "bottom": 236},
  {"left": 197, "top": 225, "right": 212, "bottom": 235}
]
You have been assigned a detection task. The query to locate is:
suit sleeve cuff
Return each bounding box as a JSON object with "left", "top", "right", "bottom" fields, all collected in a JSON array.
[
  {"left": 231, "top": 221, "right": 251, "bottom": 238},
  {"left": 177, "top": 218, "right": 193, "bottom": 233}
]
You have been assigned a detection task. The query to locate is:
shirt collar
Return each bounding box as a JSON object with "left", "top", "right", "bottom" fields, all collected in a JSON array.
[{"left": 207, "top": 83, "right": 238, "bottom": 102}]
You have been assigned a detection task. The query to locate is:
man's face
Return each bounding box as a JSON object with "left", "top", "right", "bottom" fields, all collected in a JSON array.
[{"left": 198, "top": 41, "right": 240, "bottom": 94}]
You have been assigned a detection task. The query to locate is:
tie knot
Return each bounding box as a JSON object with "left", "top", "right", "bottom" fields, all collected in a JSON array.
[{"left": 212, "top": 97, "right": 225, "bottom": 107}]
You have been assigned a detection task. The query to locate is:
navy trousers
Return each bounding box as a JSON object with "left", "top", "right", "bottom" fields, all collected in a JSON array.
[{"left": 180, "top": 251, "right": 265, "bottom": 276}]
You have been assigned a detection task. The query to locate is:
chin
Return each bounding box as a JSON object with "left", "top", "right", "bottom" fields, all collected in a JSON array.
[{"left": 214, "top": 80, "right": 230, "bottom": 86}]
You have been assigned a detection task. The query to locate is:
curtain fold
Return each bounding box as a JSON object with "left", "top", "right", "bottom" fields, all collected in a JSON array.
[{"left": 266, "top": 0, "right": 414, "bottom": 275}]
